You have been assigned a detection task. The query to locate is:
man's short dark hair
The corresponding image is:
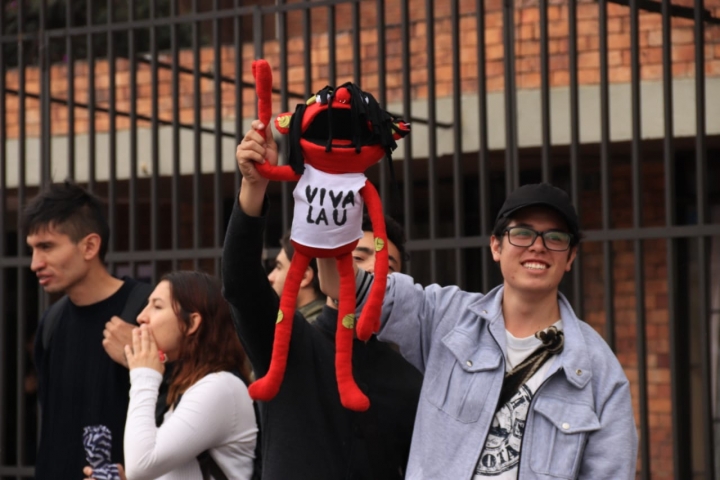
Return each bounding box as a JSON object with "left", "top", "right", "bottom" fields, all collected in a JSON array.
[
  {"left": 361, "top": 214, "right": 408, "bottom": 272},
  {"left": 281, "top": 231, "right": 322, "bottom": 297},
  {"left": 22, "top": 180, "right": 110, "bottom": 261}
]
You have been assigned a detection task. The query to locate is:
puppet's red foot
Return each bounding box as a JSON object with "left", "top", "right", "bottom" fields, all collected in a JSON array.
[
  {"left": 356, "top": 303, "right": 381, "bottom": 341},
  {"left": 248, "top": 377, "right": 280, "bottom": 402},
  {"left": 340, "top": 386, "right": 371, "bottom": 412}
]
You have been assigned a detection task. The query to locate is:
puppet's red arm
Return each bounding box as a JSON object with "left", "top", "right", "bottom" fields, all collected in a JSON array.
[
  {"left": 356, "top": 180, "right": 388, "bottom": 341},
  {"left": 252, "top": 60, "right": 272, "bottom": 139}
]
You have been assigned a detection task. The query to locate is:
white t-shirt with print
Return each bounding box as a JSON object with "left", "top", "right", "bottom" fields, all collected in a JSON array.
[
  {"left": 291, "top": 164, "right": 367, "bottom": 249},
  {"left": 473, "top": 320, "right": 563, "bottom": 479}
]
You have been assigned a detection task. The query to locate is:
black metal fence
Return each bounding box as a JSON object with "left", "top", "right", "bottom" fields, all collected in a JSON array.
[{"left": 1, "top": 0, "right": 720, "bottom": 478}]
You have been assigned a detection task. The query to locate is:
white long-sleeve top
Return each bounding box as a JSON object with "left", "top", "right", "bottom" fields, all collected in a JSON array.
[{"left": 124, "top": 368, "right": 257, "bottom": 480}]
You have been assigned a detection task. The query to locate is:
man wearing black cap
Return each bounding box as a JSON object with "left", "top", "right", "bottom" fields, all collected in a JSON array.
[{"left": 319, "top": 183, "right": 638, "bottom": 479}]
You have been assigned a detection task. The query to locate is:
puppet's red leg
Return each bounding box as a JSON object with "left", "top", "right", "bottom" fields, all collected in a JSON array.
[
  {"left": 356, "top": 181, "right": 388, "bottom": 340},
  {"left": 248, "top": 252, "right": 311, "bottom": 402},
  {"left": 335, "top": 252, "right": 370, "bottom": 411}
]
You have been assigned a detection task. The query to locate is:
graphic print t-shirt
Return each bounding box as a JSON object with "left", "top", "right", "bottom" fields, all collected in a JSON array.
[
  {"left": 291, "top": 164, "right": 366, "bottom": 249},
  {"left": 473, "top": 320, "right": 563, "bottom": 479}
]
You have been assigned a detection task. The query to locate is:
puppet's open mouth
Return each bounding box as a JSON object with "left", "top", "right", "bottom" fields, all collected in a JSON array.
[{"left": 302, "top": 108, "right": 372, "bottom": 148}]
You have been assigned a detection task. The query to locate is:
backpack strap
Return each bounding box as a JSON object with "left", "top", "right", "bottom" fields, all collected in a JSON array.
[
  {"left": 41, "top": 295, "right": 71, "bottom": 351},
  {"left": 197, "top": 450, "right": 229, "bottom": 480},
  {"left": 119, "top": 281, "right": 154, "bottom": 323},
  {"left": 495, "top": 326, "right": 564, "bottom": 412}
]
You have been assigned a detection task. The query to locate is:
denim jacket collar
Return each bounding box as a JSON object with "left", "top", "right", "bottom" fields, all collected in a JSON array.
[{"left": 467, "top": 285, "right": 593, "bottom": 389}]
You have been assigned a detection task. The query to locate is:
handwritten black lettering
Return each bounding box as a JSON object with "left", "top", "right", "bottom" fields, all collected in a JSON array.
[
  {"left": 329, "top": 190, "right": 343, "bottom": 208},
  {"left": 305, "top": 186, "right": 318, "bottom": 204},
  {"left": 333, "top": 209, "right": 347, "bottom": 226},
  {"left": 342, "top": 191, "right": 355, "bottom": 208},
  {"left": 315, "top": 208, "right": 329, "bottom": 225}
]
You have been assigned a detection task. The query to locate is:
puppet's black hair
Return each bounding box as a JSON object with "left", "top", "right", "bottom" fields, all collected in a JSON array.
[{"left": 286, "top": 83, "right": 405, "bottom": 176}]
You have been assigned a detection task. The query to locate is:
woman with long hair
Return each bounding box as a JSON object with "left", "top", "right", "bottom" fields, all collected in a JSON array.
[{"left": 86, "top": 271, "right": 257, "bottom": 480}]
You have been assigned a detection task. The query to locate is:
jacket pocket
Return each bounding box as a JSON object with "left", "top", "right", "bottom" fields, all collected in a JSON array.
[
  {"left": 529, "top": 396, "right": 600, "bottom": 479},
  {"left": 424, "top": 330, "right": 502, "bottom": 424}
]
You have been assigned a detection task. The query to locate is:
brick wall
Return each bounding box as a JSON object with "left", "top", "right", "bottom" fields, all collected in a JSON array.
[
  {"left": 580, "top": 159, "right": 674, "bottom": 478},
  {"left": 3, "top": 0, "right": 720, "bottom": 138}
]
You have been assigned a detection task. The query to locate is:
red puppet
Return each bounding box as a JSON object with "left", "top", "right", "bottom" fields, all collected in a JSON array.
[{"left": 249, "top": 60, "right": 410, "bottom": 411}]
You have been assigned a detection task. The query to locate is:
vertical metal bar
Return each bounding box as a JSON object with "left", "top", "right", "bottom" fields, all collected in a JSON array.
[
  {"left": 629, "top": 1, "right": 649, "bottom": 477},
  {"left": 0, "top": 0, "right": 6, "bottom": 463},
  {"left": 661, "top": 0, "right": 687, "bottom": 475},
  {"left": 425, "top": 0, "right": 438, "bottom": 282},
  {"left": 376, "top": 0, "right": 388, "bottom": 208},
  {"left": 302, "top": 0, "right": 312, "bottom": 99},
  {"left": 40, "top": 0, "right": 51, "bottom": 188},
  {"left": 253, "top": 6, "right": 263, "bottom": 60},
  {"left": 192, "top": 0, "right": 201, "bottom": 270},
  {"left": 213, "top": 0, "right": 222, "bottom": 275},
  {"left": 328, "top": 4, "right": 336, "bottom": 86},
  {"left": 568, "top": 0, "right": 583, "bottom": 317},
  {"left": 171, "top": 0, "right": 180, "bottom": 271},
  {"left": 476, "top": 0, "right": 490, "bottom": 293},
  {"left": 150, "top": 0, "right": 159, "bottom": 284},
  {"left": 66, "top": 0, "right": 75, "bottom": 179},
  {"left": 87, "top": 0, "right": 96, "bottom": 192},
  {"left": 107, "top": 0, "right": 117, "bottom": 266},
  {"left": 694, "top": 1, "right": 714, "bottom": 477},
  {"left": 352, "top": 1, "right": 360, "bottom": 85},
  {"left": 128, "top": 0, "right": 138, "bottom": 275},
  {"left": 502, "top": 0, "right": 518, "bottom": 192},
  {"left": 451, "top": 0, "right": 464, "bottom": 287},
  {"left": 276, "top": 1, "right": 291, "bottom": 232},
  {"left": 400, "top": 0, "right": 414, "bottom": 274},
  {"left": 539, "top": 0, "right": 551, "bottom": 183},
  {"left": 16, "top": 271, "right": 27, "bottom": 469},
  {"left": 598, "top": 0, "right": 615, "bottom": 351},
  {"left": 16, "top": 0, "right": 27, "bottom": 462},
  {"left": 35, "top": 0, "right": 49, "bottom": 463},
  {"left": 276, "top": 2, "right": 288, "bottom": 111},
  {"left": 233, "top": 0, "right": 242, "bottom": 194},
  {"left": 298, "top": 0, "right": 311, "bottom": 232}
]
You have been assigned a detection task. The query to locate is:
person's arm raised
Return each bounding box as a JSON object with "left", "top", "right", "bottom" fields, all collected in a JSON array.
[
  {"left": 236, "top": 120, "right": 276, "bottom": 216},
  {"left": 223, "top": 120, "right": 281, "bottom": 373}
]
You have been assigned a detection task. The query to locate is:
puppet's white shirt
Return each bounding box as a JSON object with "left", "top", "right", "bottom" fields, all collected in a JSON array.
[{"left": 291, "top": 164, "right": 366, "bottom": 249}]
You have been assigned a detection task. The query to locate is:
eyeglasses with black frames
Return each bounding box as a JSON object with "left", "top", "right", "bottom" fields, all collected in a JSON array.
[{"left": 503, "top": 227, "right": 573, "bottom": 252}]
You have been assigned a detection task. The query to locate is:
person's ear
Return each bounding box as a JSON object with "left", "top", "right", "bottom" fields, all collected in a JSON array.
[
  {"left": 565, "top": 245, "right": 578, "bottom": 272},
  {"left": 299, "top": 267, "right": 314, "bottom": 288},
  {"left": 187, "top": 313, "right": 203, "bottom": 336},
  {"left": 490, "top": 235, "right": 502, "bottom": 263},
  {"left": 80, "top": 233, "right": 102, "bottom": 261}
]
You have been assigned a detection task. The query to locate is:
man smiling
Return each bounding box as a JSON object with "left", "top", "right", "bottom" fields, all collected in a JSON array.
[{"left": 319, "top": 182, "right": 638, "bottom": 479}]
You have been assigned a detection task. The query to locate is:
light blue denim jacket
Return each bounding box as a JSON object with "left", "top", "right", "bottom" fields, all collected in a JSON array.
[{"left": 358, "top": 272, "right": 638, "bottom": 479}]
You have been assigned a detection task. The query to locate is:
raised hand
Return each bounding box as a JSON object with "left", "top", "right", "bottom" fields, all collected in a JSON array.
[
  {"left": 102, "top": 316, "right": 136, "bottom": 367},
  {"left": 124, "top": 324, "right": 164, "bottom": 375}
]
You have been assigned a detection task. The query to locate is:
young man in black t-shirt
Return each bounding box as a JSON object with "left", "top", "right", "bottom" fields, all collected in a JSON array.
[{"left": 24, "top": 181, "right": 150, "bottom": 480}]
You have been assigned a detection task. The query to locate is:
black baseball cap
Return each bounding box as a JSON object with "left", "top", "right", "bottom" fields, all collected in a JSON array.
[{"left": 495, "top": 183, "right": 580, "bottom": 239}]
